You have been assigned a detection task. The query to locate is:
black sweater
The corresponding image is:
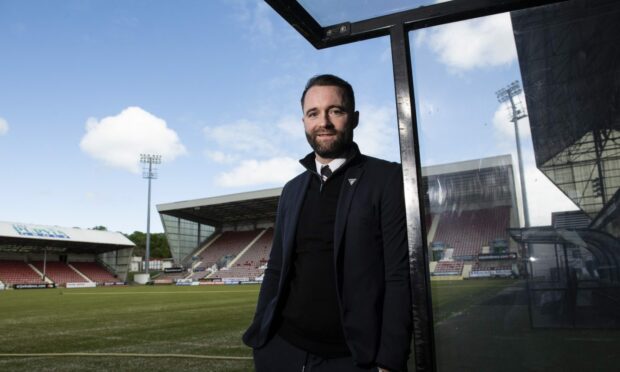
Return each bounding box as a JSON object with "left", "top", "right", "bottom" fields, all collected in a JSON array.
[{"left": 277, "top": 162, "right": 350, "bottom": 357}]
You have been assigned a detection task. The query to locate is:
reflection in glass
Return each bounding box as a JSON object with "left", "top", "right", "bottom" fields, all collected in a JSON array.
[
  {"left": 511, "top": 228, "right": 620, "bottom": 329},
  {"left": 411, "top": 1, "right": 620, "bottom": 370}
]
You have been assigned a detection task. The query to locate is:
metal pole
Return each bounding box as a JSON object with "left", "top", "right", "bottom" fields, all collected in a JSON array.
[
  {"left": 509, "top": 100, "right": 530, "bottom": 228},
  {"left": 146, "top": 160, "right": 152, "bottom": 275},
  {"left": 43, "top": 248, "right": 47, "bottom": 281},
  {"left": 390, "top": 23, "right": 436, "bottom": 372},
  {"left": 497, "top": 82, "right": 529, "bottom": 228}
]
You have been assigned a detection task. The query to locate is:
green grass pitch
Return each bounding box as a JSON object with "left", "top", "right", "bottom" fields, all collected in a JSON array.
[
  {"left": 0, "top": 285, "right": 259, "bottom": 371},
  {"left": 0, "top": 280, "right": 513, "bottom": 371}
]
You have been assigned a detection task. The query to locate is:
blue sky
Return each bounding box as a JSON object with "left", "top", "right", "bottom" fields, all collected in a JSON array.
[{"left": 0, "top": 0, "right": 576, "bottom": 234}]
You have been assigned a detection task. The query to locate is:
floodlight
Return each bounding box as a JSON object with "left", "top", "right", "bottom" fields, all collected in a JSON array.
[
  {"left": 139, "top": 153, "right": 162, "bottom": 275},
  {"left": 496, "top": 81, "right": 529, "bottom": 227}
]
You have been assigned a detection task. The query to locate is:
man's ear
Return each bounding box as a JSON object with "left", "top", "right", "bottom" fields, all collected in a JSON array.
[{"left": 352, "top": 111, "right": 359, "bottom": 129}]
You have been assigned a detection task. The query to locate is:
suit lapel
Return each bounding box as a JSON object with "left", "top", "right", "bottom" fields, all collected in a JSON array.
[
  {"left": 281, "top": 172, "right": 311, "bottom": 273},
  {"left": 334, "top": 164, "right": 364, "bottom": 260}
]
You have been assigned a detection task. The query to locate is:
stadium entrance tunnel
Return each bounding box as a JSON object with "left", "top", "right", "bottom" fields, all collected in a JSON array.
[{"left": 509, "top": 227, "right": 620, "bottom": 329}]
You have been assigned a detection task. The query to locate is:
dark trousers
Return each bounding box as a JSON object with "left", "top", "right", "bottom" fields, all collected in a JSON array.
[{"left": 253, "top": 334, "right": 377, "bottom": 372}]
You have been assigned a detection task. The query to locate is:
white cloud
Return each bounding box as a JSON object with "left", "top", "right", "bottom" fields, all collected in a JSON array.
[
  {"left": 355, "top": 104, "right": 399, "bottom": 160},
  {"left": 423, "top": 13, "right": 517, "bottom": 71},
  {"left": 205, "top": 150, "right": 239, "bottom": 164},
  {"left": 216, "top": 157, "right": 302, "bottom": 187},
  {"left": 203, "top": 115, "right": 307, "bottom": 188},
  {"left": 0, "top": 117, "right": 8, "bottom": 135},
  {"left": 204, "top": 119, "right": 281, "bottom": 157},
  {"left": 414, "top": 29, "right": 428, "bottom": 48},
  {"left": 206, "top": 104, "right": 399, "bottom": 188},
  {"left": 79, "top": 106, "right": 187, "bottom": 173},
  {"left": 276, "top": 114, "right": 304, "bottom": 139}
]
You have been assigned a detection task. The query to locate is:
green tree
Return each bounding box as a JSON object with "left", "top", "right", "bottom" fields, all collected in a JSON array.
[
  {"left": 91, "top": 225, "right": 108, "bottom": 231},
  {"left": 125, "top": 231, "right": 170, "bottom": 259}
]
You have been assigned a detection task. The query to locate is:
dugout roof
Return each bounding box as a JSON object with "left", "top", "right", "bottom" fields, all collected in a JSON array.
[
  {"left": 0, "top": 221, "right": 135, "bottom": 254},
  {"left": 265, "top": 0, "right": 558, "bottom": 50}
]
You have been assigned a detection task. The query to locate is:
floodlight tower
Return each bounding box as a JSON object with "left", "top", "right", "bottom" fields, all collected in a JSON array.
[
  {"left": 496, "top": 81, "right": 530, "bottom": 227},
  {"left": 140, "top": 153, "right": 161, "bottom": 275}
]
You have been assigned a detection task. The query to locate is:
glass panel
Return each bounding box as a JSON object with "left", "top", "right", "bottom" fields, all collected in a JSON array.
[
  {"left": 161, "top": 214, "right": 214, "bottom": 265},
  {"left": 411, "top": 2, "right": 620, "bottom": 370},
  {"left": 298, "top": 0, "right": 452, "bottom": 26}
]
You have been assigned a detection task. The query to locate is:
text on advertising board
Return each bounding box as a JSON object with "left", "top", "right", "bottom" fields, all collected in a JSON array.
[{"left": 13, "top": 224, "right": 70, "bottom": 239}]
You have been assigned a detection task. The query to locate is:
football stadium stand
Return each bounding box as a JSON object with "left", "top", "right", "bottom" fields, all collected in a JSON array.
[
  {"left": 209, "top": 228, "right": 274, "bottom": 280},
  {"left": 184, "top": 230, "right": 267, "bottom": 280},
  {"left": 157, "top": 157, "right": 519, "bottom": 283},
  {"left": 0, "top": 260, "right": 45, "bottom": 285},
  {"left": 469, "top": 261, "right": 514, "bottom": 278},
  {"left": 32, "top": 261, "right": 88, "bottom": 285},
  {"left": 196, "top": 230, "right": 259, "bottom": 268},
  {"left": 432, "top": 261, "right": 464, "bottom": 276},
  {"left": 432, "top": 206, "right": 511, "bottom": 259},
  {"left": 0, "top": 222, "right": 135, "bottom": 287},
  {"left": 233, "top": 228, "right": 273, "bottom": 267},
  {"left": 70, "top": 262, "right": 118, "bottom": 283}
]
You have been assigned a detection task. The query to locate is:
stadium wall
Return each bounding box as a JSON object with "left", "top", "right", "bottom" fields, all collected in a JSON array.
[{"left": 99, "top": 247, "right": 133, "bottom": 282}]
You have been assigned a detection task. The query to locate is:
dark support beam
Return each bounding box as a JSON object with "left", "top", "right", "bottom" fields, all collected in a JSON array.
[
  {"left": 264, "top": 0, "right": 325, "bottom": 49},
  {"left": 266, "top": 0, "right": 566, "bottom": 50},
  {"left": 390, "top": 23, "right": 436, "bottom": 372}
]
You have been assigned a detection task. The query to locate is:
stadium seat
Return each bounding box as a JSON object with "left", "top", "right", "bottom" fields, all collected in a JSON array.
[
  {"left": 208, "top": 228, "right": 274, "bottom": 280},
  {"left": 432, "top": 206, "right": 511, "bottom": 259},
  {"left": 0, "top": 260, "right": 46, "bottom": 285},
  {"left": 31, "top": 261, "right": 87, "bottom": 286},
  {"left": 70, "top": 262, "right": 118, "bottom": 283}
]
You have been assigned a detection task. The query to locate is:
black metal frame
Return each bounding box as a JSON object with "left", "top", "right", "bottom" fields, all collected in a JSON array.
[
  {"left": 265, "top": 0, "right": 566, "bottom": 371},
  {"left": 266, "top": 0, "right": 565, "bottom": 49}
]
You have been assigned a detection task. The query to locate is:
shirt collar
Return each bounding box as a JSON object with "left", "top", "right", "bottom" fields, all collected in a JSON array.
[
  {"left": 299, "top": 142, "right": 362, "bottom": 174},
  {"left": 315, "top": 158, "right": 346, "bottom": 175}
]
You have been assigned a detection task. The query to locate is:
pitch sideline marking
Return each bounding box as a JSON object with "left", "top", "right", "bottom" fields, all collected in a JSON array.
[
  {"left": 0, "top": 352, "right": 252, "bottom": 360},
  {"left": 61, "top": 290, "right": 259, "bottom": 295}
]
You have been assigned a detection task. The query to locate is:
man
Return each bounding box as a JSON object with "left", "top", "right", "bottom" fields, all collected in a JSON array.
[{"left": 243, "top": 74, "right": 412, "bottom": 371}]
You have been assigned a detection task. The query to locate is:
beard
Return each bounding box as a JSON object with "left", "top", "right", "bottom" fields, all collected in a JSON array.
[{"left": 305, "top": 127, "right": 353, "bottom": 159}]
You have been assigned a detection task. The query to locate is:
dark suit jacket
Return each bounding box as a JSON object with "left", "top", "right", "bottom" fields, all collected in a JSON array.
[{"left": 243, "top": 145, "right": 412, "bottom": 371}]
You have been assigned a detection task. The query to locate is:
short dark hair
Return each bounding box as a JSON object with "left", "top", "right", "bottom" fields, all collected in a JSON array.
[{"left": 301, "top": 74, "right": 355, "bottom": 112}]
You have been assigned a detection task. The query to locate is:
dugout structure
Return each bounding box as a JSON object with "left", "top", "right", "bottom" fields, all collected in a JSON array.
[
  {"left": 508, "top": 0, "right": 620, "bottom": 329},
  {"left": 0, "top": 221, "right": 135, "bottom": 284},
  {"left": 254, "top": 0, "right": 618, "bottom": 369}
]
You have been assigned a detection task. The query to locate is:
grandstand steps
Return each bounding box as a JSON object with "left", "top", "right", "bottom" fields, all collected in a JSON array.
[
  {"left": 187, "top": 232, "right": 223, "bottom": 278},
  {"left": 226, "top": 229, "right": 267, "bottom": 268},
  {"left": 71, "top": 262, "right": 119, "bottom": 283},
  {"left": 68, "top": 263, "right": 94, "bottom": 283},
  {"left": 193, "top": 232, "right": 223, "bottom": 259},
  {"left": 28, "top": 263, "right": 53, "bottom": 283}
]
